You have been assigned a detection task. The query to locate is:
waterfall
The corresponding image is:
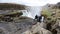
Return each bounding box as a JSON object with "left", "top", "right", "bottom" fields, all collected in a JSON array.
[
  {"left": 24, "top": 6, "right": 42, "bottom": 19},
  {"left": 22, "top": 10, "right": 34, "bottom": 18},
  {"left": 17, "top": 6, "right": 42, "bottom": 19}
]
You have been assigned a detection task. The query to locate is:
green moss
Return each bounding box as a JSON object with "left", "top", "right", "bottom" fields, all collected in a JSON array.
[{"left": 42, "top": 9, "right": 52, "bottom": 17}]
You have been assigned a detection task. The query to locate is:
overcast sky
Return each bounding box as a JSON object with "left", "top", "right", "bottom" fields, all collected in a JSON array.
[{"left": 0, "top": 0, "right": 60, "bottom": 6}]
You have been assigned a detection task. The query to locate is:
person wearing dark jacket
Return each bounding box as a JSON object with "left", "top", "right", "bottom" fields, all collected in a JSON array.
[
  {"left": 35, "top": 15, "right": 42, "bottom": 22},
  {"left": 35, "top": 15, "right": 44, "bottom": 23},
  {"left": 35, "top": 15, "right": 38, "bottom": 19}
]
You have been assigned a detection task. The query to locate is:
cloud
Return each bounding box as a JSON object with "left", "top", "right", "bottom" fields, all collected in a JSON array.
[{"left": 0, "top": 0, "right": 60, "bottom": 6}]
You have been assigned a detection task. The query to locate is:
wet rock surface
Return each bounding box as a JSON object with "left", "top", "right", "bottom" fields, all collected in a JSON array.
[
  {"left": 0, "top": 16, "right": 60, "bottom": 34},
  {"left": 0, "top": 17, "right": 37, "bottom": 34}
]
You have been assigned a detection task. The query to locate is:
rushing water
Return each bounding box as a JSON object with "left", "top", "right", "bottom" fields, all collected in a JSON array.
[{"left": 22, "top": 6, "right": 42, "bottom": 19}]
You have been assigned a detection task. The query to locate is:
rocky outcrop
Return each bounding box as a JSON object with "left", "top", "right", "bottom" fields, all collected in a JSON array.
[
  {"left": 0, "top": 16, "right": 36, "bottom": 34},
  {"left": 22, "top": 22, "right": 52, "bottom": 34}
]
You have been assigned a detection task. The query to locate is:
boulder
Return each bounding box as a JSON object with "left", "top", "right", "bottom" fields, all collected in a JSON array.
[{"left": 22, "top": 22, "right": 52, "bottom": 34}]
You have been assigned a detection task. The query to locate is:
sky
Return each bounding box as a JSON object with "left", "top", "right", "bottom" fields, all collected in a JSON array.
[{"left": 0, "top": 0, "right": 60, "bottom": 6}]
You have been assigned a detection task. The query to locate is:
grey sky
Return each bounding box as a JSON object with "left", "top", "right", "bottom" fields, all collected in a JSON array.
[{"left": 0, "top": 0, "right": 60, "bottom": 6}]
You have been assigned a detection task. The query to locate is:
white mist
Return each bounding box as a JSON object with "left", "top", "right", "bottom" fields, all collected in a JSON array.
[{"left": 24, "top": 6, "right": 42, "bottom": 19}]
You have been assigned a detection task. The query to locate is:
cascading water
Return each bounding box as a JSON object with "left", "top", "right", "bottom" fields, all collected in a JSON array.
[
  {"left": 22, "top": 6, "right": 42, "bottom": 19},
  {"left": 22, "top": 10, "right": 34, "bottom": 18}
]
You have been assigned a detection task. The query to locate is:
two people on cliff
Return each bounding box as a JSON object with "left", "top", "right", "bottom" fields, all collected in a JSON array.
[{"left": 35, "top": 15, "right": 44, "bottom": 23}]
